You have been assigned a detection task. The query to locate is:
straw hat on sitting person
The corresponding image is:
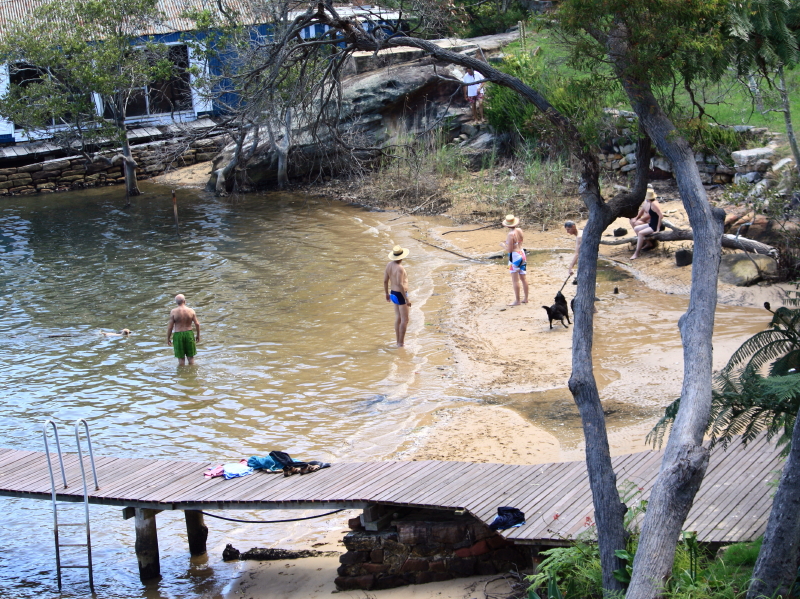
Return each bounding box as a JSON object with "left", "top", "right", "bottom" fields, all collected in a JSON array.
[
  {"left": 645, "top": 185, "right": 657, "bottom": 201},
  {"left": 388, "top": 245, "right": 410, "bottom": 261},
  {"left": 502, "top": 214, "right": 520, "bottom": 228}
]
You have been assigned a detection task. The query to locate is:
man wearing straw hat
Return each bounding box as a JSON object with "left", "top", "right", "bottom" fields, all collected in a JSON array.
[
  {"left": 384, "top": 245, "right": 411, "bottom": 347},
  {"left": 500, "top": 214, "right": 528, "bottom": 306}
]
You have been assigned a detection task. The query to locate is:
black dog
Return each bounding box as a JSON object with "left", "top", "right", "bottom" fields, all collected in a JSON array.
[{"left": 543, "top": 291, "right": 571, "bottom": 329}]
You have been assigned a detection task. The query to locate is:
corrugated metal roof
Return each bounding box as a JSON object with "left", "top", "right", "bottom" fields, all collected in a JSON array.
[{"left": 0, "top": 0, "right": 399, "bottom": 36}]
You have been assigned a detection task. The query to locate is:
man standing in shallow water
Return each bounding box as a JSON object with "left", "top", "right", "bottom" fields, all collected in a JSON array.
[
  {"left": 167, "top": 294, "right": 200, "bottom": 365},
  {"left": 384, "top": 245, "right": 411, "bottom": 347}
]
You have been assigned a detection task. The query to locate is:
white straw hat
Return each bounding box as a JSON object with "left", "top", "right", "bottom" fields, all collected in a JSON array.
[
  {"left": 502, "top": 214, "right": 520, "bottom": 227},
  {"left": 388, "top": 245, "right": 410, "bottom": 261}
]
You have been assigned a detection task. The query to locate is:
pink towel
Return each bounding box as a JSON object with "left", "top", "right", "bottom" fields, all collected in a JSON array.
[{"left": 205, "top": 465, "right": 224, "bottom": 478}]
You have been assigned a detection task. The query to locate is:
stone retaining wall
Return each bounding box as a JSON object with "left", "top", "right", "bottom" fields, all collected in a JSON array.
[
  {"left": 0, "top": 135, "right": 225, "bottom": 196},
  {"left": 335, "top": 514, "right": 532, "bottom": 591}
]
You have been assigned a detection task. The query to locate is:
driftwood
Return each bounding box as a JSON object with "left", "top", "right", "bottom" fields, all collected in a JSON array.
[{"left": 600, "top": 222, "right": 777, "bottom": 256}]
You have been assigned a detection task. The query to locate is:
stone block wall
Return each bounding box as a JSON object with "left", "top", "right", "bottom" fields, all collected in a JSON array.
[
  {"left": 0, "top": 135, "right": 225, "bottom": 196},
  {"left": 335, "top": 515, "right": 532, "bottom": 591}
]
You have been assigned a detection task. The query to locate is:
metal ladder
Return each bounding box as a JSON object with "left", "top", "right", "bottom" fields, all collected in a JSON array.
[{"left": 43, "top": 418, "right": 99, "bottom": 592}]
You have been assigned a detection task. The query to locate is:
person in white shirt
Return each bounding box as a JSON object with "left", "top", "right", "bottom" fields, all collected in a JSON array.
[{"left": 462, "top": 67, "right": 486, "bottom": 122}]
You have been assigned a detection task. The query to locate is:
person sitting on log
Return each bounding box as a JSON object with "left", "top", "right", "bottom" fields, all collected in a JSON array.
[{"left": 632, "top": 186, "right": 665, "bottom": 260}]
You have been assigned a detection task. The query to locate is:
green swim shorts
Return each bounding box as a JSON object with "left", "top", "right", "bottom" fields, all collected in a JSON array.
[{"left": 172, "top": 330, "right": 197, "bottom": 359}]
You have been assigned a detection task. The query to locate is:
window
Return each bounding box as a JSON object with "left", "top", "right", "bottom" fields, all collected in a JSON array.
[
  {"left": 8, "top": 64, "right": 89, "bottom": 129},
  {"left": 104, "top": 44, "right": 193, "bottom": 119}
]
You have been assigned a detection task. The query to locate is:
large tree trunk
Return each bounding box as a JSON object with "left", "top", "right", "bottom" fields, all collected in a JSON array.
[
  {"left": 606, "top": 29, "right": 725, "bottom": 599},
  {"left": 569, "top": 136, "right": 652, "bottom": 595},
  {"left": 569, "top": 187, "right": 628, "bottom": 595},
  {"left": 747, "top": 409, "right": 800, "bottom": 599}
]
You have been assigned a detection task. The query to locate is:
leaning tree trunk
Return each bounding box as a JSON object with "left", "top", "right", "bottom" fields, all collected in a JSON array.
[
  {"left": 607, "top": 31, "right": 725, "bottom": 599},
  {"left": 569, "top": 185, "right": 628, "bottom": 595},
  {"left": 777, "top": 65, "right": 800, "bottom": 178},
  {"left": 747, "top": 407, "right": 800, "bottom": 599},
  {"left": 569, "top": 136, "right": 652, "bottom": 595},
  {"left": 120, "top": 132, "right": 140, "bottom": 197}
]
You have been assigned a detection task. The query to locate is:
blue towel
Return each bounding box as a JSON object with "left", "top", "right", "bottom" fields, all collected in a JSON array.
[
  {"left": 223, "top": 463, "right": 254, "bottom": 479},
  {"left": 247, "top": 455, "right": 282, "bottom": 472}
]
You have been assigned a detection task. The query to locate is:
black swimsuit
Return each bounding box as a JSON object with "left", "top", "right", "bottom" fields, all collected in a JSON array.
[{"left": 649, "top": 207, "right": 665, "bottom": 231}]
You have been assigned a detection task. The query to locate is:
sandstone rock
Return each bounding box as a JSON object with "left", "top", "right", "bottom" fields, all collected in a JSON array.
[
  {"left": 734, "top": 172, "right": 761, "bottom": 184},
  {"left": 222, "top": 544, "right": 240, "bottom": 561},
  {"left": 361, "top": 562, "right": 390, "bottom": 574},
  {"left": 335, "top": 575, "right": 374, "bottom": 590},
  {"left": 340, "top": 551, "right": 369, "bottom": 564},
  {"left": 651, "top": 157, "right": 672, "bottom": 172},
  {"left": 461, "top": 123, "right": 478, "bottom": 137},
  {"left": 719, "top": 253, "right": 777, "bottom": 286},
  {"left": 773, "top": 157, "right": 795, "bottom": 172},
  {"left": 400, "top": 557, "right": 429, "bottom": 572},
  {"left": 343, "top": 531, "right": 381, "bottom": 552},
  {"left": 17, "top": 163, "right": 42, "bottom": 173},
  {"left": 9, "top": 172, "right": 32, "bottom": 180},
  {"left": 372, "top": 575, "right": 412, "bottom": 590},
  {"left": 731, "top": 147, "right": 774, "bottom": 167},
  {"left": 42, "top": 160, "right": 70, "bottom": 171},
  {"left": 621, "top": 163, "right": 637, "bottom": 172},
  {"left": 716, "top": 165, "right": 736, "bottom": 175},
  {"left": 755, "top": 158, "right": 773, "bottom": 172}
]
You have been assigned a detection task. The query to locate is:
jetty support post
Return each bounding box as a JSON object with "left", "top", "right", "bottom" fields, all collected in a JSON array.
[
  {"left": 184, "top": 510, "right": 208, "bottom": 556},
  {"left": 134, "top": 508, "right": 161, "bottom": 581}
]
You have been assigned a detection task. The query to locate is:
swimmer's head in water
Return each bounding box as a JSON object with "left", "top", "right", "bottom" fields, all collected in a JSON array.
[
  {"left": 175, "top": 294, "right": 186, "bottom": 305},
  {"left": 121, "top": 329, "right": 131, "bottom": 335}
]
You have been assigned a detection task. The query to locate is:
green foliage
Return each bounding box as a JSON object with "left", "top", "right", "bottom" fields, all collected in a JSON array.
[
  {"left": 526, "top": 486, "right": 758, "bottom": 599},
  {"left": 557, "top": 0, "right": 732, "bottom": 89},
  {"left": 485, "top": 46, "right": 622, "bottom": 148},
  {"left": 649, "top": 292, "right": 800, "bottom": 453},
  {"left": 728, "top": 0, "right": 800, "bottom": 77},
  {"left": 675, "top": 120, "right": 746, "bottom": 164},
  {"left": 455, "top": 1, "right": 529, "bottom": 37}
]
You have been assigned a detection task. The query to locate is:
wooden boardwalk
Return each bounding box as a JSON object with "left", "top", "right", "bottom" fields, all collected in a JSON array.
[{"left": 0, "top": 433, "right": 781, "bottom": 547}]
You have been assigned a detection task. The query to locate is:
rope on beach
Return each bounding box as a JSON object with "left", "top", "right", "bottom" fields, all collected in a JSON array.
[
  {"left": 441, "top": 223, "right": 499, "bottom": 235},
  {"left": 413, "top": 238, "right": 487, "bottom": 262},
  {"left": 198, "top": 508, "right": 347, "bottom": 524}
]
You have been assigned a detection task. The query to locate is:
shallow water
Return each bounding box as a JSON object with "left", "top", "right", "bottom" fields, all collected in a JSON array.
[{"left": 0, "top": 183, "right": 456, "bottom": 598}]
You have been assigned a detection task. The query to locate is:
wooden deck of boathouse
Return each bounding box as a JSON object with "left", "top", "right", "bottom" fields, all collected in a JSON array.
[{"left": 0, "top": 433, "right": 782, "bottom": 581}]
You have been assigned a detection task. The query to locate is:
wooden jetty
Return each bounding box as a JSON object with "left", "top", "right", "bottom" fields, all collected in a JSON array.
[{"left": 0, "top": 434, "right": 781, "bottom": 582}]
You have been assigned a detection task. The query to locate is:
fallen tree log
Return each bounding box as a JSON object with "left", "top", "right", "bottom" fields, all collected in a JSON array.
[{"left": 600, "top": 228, "right": 777, "bottom": 256}]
